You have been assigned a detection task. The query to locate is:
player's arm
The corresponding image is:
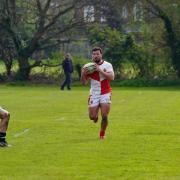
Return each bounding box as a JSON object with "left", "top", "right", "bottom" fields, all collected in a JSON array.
[
  {"left": 81, "top": 68, "right": 89, "bottom": 85},
  {"left": 95, "top": 64, "right": 115, "bottom": 81},
  {"left": 100, "top": 70, "right": 114, "bottom": 81}
]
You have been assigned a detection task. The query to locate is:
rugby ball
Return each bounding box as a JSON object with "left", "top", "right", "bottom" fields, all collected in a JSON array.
[{"left": 83, "top": 62, "right": 96, "bottom": 74}]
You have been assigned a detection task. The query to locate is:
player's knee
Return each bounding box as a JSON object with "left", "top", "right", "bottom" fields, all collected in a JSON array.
[
  {"left": 89, "top": 115, "right": 94, "bottom": 120},
  {"left": 3, "top": 112, "right": 10, "bottom": 121},
  {"left": 89, "top": 114, "right": 97, "bottom": 120}
]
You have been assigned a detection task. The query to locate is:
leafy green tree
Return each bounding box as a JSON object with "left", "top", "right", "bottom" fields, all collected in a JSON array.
[
  {"left": 0, "top": 28, "right": 15, "bottom": 76},
  {"left": 144, "top": 0, "right": 180, "bottom": 78},
  {"left": 88, "top": 25, "right": 154, "bottom": 78},
  {"left": 93, "top": 0, "right": 180, "bottom": 78},
  {"left": 0, "top": 0, "right": 16, "bottom": 76},
  {"left": 0, "top": 0, "right": 91, "bottom": 80}
]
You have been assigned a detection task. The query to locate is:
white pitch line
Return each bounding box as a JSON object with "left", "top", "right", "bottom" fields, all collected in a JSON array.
[
  {"left": 56, "top": 117, "right": 65, "bottom": 121},
  {"left": 14, "top": 128, "right": 30, "bottom": 138}
]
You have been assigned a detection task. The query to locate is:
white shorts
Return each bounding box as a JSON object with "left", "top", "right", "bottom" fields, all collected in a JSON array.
[
  {"left": 88, "top": 93, "right": 112, "bottom": 107},
  {"left": 0, "top": 107, "right": 9, "bottom": 116}
]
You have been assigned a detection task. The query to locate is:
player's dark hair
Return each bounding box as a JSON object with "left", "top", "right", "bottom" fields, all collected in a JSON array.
[{"left": 92, "top": 47, "right": 102, "bottom": 54}]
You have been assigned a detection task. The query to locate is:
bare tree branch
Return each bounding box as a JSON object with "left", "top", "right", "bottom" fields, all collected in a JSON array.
[
  {"left": 43, "top": 5, "right": 75, "bottom": 32},
  {"left": 36, "top": 0, "right": 42, "bottom": 14},
  {"left": 43, "top": 0, "right": 52, "bottom": 14},
  {"left": 146, "top": 0, "right": 165, "bottom": 18}
]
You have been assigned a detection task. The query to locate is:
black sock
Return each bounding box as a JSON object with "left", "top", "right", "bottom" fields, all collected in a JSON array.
[{"left": 0, "top": 132, "right": 6, "bottom": 142}]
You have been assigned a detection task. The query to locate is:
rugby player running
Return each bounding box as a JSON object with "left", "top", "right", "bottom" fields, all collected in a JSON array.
[{"left": 81, "top": 47, "right": 114, "bottom": 139}]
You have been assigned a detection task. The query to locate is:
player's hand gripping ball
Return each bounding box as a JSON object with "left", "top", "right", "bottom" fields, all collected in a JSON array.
[{"left": 83, "top": 63, "right": 96, "bottom": 74}]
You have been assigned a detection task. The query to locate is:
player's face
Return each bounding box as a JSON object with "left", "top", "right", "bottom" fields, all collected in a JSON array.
[{"left": 92, "top": 50, "right": 102, "bottom": 64}]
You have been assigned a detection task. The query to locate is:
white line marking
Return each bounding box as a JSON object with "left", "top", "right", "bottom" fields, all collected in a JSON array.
[
  {"left": 56, "top": 117, "right": 65, "bottom": 121},
  {"left": 14, "top": 128, "right": 30, "bottom": 138}
]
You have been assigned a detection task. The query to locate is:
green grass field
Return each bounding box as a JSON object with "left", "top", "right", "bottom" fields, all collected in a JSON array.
[{"left": 0, "top": 85, "right": 180, "bottom": 180}]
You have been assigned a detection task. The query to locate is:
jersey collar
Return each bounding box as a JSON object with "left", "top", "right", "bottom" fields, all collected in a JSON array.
[{"left": 97, "top": 60, "right": 104, "bottom": 65}]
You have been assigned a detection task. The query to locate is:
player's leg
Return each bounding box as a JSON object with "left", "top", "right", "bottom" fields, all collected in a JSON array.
[
  {"left": 99, "top": 103, "right": 111, "bottom": 139},
  {"left": 99, "top": 93, "right": 112, "bottom": 139},
  {"left": 88, "top": 95, "right": 100, "bottom": 123},
  {"left": 0, "top": 107, "right": 10, "bottom": 147},
  {"left": 88, "top": 105, "right": 99, "bottom": 123}
]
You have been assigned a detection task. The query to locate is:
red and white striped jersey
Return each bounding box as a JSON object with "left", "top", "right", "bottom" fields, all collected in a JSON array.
[{"left": 87, "top": 60, "right": 114, "bottom": 95}]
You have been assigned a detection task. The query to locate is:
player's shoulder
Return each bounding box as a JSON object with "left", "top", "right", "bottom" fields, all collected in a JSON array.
[
  {"left": 102, "top": 60, "right": 113, "bottom": 68},
  {"left": 102, "top": 60, "right": 112, "bottom": 65}
]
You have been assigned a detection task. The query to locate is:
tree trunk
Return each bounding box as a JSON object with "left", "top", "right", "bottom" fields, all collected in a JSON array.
[
  {"left": 16, "top": 56, "right": 31, "bottom": 80},
  {"left": 5, "top": 63, "right": 12, "bottom": 76},
  {"left": 5, "top": 54, "right": 13, "bottom": 76},
  {"left": 146, "top": 0, "right": 180, "bottom": 79},
  {"left": 163, "top": 17, "right": 180, "bottom": 79}
]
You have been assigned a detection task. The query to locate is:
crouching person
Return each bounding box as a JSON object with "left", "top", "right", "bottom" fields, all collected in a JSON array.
[{"left": 0, "top": 107, "right": 10, "bottom": 147}]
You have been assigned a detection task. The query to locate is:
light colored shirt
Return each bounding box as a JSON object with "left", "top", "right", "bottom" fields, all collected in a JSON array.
[{"left": 88, "top": 60, "right": 114, "bottom": 95}]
